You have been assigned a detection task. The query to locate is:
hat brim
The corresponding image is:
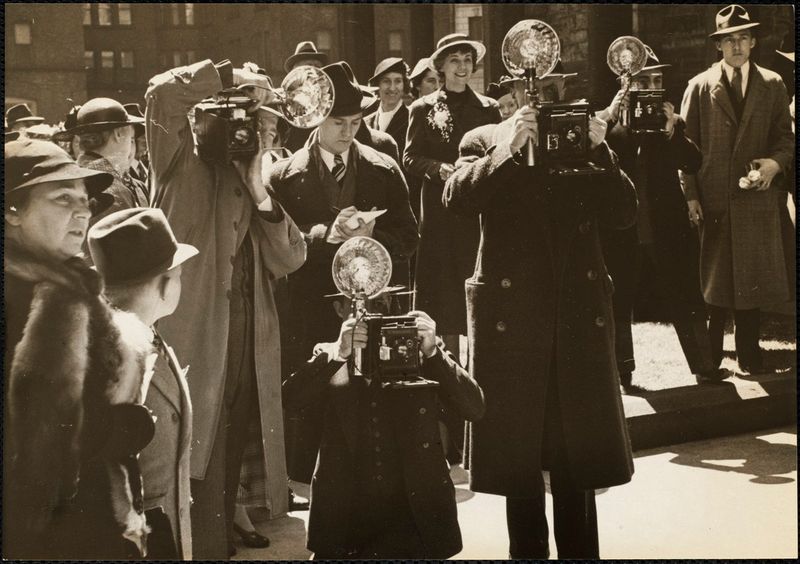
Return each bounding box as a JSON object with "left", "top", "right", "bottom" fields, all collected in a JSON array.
[
  {"left": 369, "top": 60, "right": 407, "bottom": 85},
  {"left": 541, "top": 72, "right": 578, "bottom": 80},
  {"left": 638, "top": 63, "right": 671, "bottom": 73},
  {"left": 331, "top": 94, "right": 378, "bottom": 118},
  {"left": 284, "top": 52, "right": 329, "bottom": 73},
  {"left": 429, "top": 40, "right": 486, "bottom": 70},
  {"left": 63, "top": 115, "right": 146, "bottom": 137},
  {"left": 11, "top": 116, "right": 46, "bottom": 125},
  {"left": 324, "top": 285, "right": 408, "bottom": 299},
  {"left": 9, "top": 161, "right": 113, "bottom": 197},
  {"left": 709, "top": 21, "right": 759, "bottom": 37},
  {"left": 97, "top": 243, "right": 199, "bottom": 286},
  {"left": 776, "top": 50, "right": 795, "bottom": 63}
]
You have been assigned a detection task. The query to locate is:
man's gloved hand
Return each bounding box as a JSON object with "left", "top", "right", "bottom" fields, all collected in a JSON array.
[
  {"left": 588, "top": 115, "right": 608, "bottom": 149},
  {"left": 233, "top": 64, "right": 278, "bottom": 112},
  {"left": 598, "top": 87, "right": 629, "bottom": 123},
  {"left": 508, "top": 105, "right": 539, "bottom": 154},
  {"left": 408, "top": 310, "right": 438, "bottom": 358},
  {"left": 334, "top": 316, "right": 368, "bottom": 361},
  {"left": 332, "top": 205, "right": 377, "bottom": 241},
  {"left": 233, "top": 143, "right": 272, "bottom": 208}
]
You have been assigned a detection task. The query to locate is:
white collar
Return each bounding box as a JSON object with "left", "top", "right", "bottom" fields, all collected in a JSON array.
[
  {"left": 378, "top": 101, "right": 403, "bottom": 120},
  {"left": 317, "top": 144, "right": 350, "bottom": 172},
  {"left": 720, "top": 59, "right": 750, "bottom": 87}
]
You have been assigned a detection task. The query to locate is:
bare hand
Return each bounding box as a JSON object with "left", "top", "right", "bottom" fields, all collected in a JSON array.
[
  {"left": 233, "top": 65, "right": 277, "bottom": 112},
  {"left": 687, "top": 199, "right": 703, "bottom": 227},
  {"left": 600, "top": 87, "right": 629, "bottom": 123},
  {"left": 408, "top": 310, "right": 437, "bottom": 357},
  {"left": 335, "top": 317, "right": 368, "bottom": 360},
  {"left": 333, "top": 206, "right": 376, "bottom": 240},
  {"left": 750, "top": 158, "right": 781, "bottom": 191},
  {"left": 233, "top": 142, "right": 271, "bottom": 207},
  {"left": 439, "top": 163, "right": 456, "bottom": 182},
  {"left": 588, "top": 116, "right": 608, "bottom": 150},
  {"left": 508, "top": 105, "right": 538, "bottom": 153},
  {"left": 663, "top": 101, "right": 678, "bottom": 137}
]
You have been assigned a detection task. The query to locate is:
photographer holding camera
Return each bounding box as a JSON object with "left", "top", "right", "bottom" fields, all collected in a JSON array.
[
  {"left": 282, "top": 293, "right": 484, "bottom": 559},
  {"left": 595, "top": 46, "right": 720, "bottom": 388},
  {"left": 443, "top": 64, "right": 636, "bottom": 558},
  {"left": 145, "top": 59, "right": 307, "bottom": 559}
]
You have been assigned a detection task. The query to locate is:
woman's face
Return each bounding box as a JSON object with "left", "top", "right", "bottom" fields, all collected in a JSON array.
[
  {"left": 418, "top": 69, "right": 441, "bottom": 97},
  {"left": 439, "top": 50, "right": 474, "bottom": 90},
  {"left": 6, "top": 179, "right": 92, "bottom": 261}
]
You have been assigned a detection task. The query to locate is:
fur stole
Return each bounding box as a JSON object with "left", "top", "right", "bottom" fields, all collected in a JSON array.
[{"left": 4, "top": 243, "right": 153, "bottom": 557}]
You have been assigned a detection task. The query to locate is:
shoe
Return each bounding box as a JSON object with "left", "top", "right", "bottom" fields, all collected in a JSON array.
[
  {"left": 288, "top": 488, "right": 309, "bottom": 511},
  {"left": 695, "top": 368, "right": 729, "bottom": 384},
  {"left": 738, "top": 361, "right": 769, "bottom": 375},
  {"left": 621, "top": 383, "right": 647, "bottom": 395},
  {"left": 233, "top": 523, "right": 270, "bottom": 548}
]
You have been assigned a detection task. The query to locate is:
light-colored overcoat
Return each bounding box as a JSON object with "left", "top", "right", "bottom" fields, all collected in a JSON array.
[
  {"left": 145, "top": 60, "right": 307, "bottom": 517},
  {"left": 680, "top": 62, "right": 794, "bottom": 309}
]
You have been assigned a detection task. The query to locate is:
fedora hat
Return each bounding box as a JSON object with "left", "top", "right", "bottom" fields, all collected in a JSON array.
[
  {"left": 498, "top": 74, "right": 524, "bottom": 88},
  {"left": 486, "top": 82, "right": 512, "bottom": 101},
  {"left": 284, "top": 41, "right": 329, "bottom": 73},
  {"left": 638, "top": 45, "right": 671, "bottom": 73},
  {"left": 409, "top": 58, "right": 433, "bottom": 82},
  {"left": 6, "top": 103, "right": 45, "bottom": 129},
  {"left": 368, "top": 57, "right": 408, "bottom": 86},
  {"left": 429, "top": 33, "right": 486, "bottom": 70},
  {"left": 62, "top": 97, "right": 145, "bottom": 137},
  {"left": 709, "top": 5, "right": 760, "bottom": 38},
  {"left": 88, "top": 207, "right": 199, "bottom": 286},
  {"left": 322, "top": 61, "right": 378, "bottom": 117}
]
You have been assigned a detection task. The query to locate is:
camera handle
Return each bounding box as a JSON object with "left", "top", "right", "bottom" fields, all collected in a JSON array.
[
  {"left": 618, "top": 72, "right": 633, "bottom": 128},
  {"left": 524, "top": 67, "right": 539, "bottom": 167},
  {"left": 350, "top": 297, "right": 368, "bottom": 376}
]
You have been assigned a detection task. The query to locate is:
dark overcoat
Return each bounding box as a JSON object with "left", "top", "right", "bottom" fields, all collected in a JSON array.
[
  {"left": 443, "top": 119, "right": 637, "bottom": 495},
  {"left": 680, "top": 62, "right": 795, "bottom": 309},
  {"left": 365, "top": 103, "right": 410, "bottom": 158},
  {"left": 286, "top": 123, "right": 400, "bottom": 165},
  {"left": 282, "top": 342, "right": 485, "bottom": 559},
  {"left": 404, "top": 87, "right": 501, "bottom": 335}
]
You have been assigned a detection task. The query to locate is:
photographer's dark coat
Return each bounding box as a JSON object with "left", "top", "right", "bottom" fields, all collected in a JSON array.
[
  {"left": 365, "top": 103, "right": 410, "bottom": 158},
  {"left": 282, "top": 342, "right": 484, "bottom": 559},
  {"left": 443, "top": 119, "right": 636, "bottom": 495},
  {"left": 404, "top": 87, "right": 501, "bottom": 335}
]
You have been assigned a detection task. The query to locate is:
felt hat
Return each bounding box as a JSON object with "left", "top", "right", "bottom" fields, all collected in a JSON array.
[
  {"left": 638, "top": 45, "right": 671, "bottom": 73},
  {"left": 429, "top": 33, "right": 486, "bottom": 70},
  {"left": 486, "top": 82, "right": 512, "bottom": 101},
  {"left": 409, "top": 58, "right": 434, "bottom": 82},
  {"left": 368, "top": 57, "right": 408, "bottom": 86},
  {"left": 5, "top": 103, "right": 45, "bottom": 129},
  {"left": 709, "top": 5, "right": 760, "bottom": 38},
  {"left": 51, "top": 105, "right": 82, "bottom": 142},
  {"left": 60, "top": 97, "right": 145, "bottom": 137},
  {"left": 88, "top": 207, "right": 199, "bottom": 286},
  {"left": 284, "top": 41, "right": 329, "bottom": 73},
  {"left": 322, "top": 62, "right": 378, "bottom": 117}
]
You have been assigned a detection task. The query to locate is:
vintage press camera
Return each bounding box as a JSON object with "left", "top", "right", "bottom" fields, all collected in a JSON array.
[
  {"left": 628, "top": 89, "right": 667, "bottom": 133},
  {"left": 194, "top": 95, "right": 259, "bottom": 165},
  {"left": 362, "top": 314, "right": 437, "bottom": 389},
  {"left": 538, "top": 101, "right": 606, "bottom": 176}
]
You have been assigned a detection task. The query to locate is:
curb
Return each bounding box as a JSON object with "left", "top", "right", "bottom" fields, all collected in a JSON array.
[{"left": 623, "top": 370, "right": 797, "bottom": 451}]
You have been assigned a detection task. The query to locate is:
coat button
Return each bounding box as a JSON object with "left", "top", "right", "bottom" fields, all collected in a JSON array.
[
  {"left": 233, "top": 220, "right": 239, "bottom": 231},
  {"left": 376, "top": 474, "right": 383, "bottom": 481},
  {"left": 419, "top": 407, "right": 426, "bottom": 415},
  {"left": 496, "top": 321, "right": 507, "bottom": 332},
  {"left": 234, "top": 187, "right": 243, "bottom": 197},
  {"left": 171, "top": 413, "right": 179, "bottom": 423},
  {"left": 726, "top": 121, "right": 732, "bottom": 127},
  {"left": 587, "top": 269, "right": 598, "bottom": 281},
  {"left": 579, "top": 221, "right": 591, "bottom": 234},
  {"left": 595, "top": 316, "right": 606, "bottom": 327},
  {"left": 370, "top": 402, "right": 377, "bottom": 408},
  {"left": 423, "top": 442, "right": 430, "bottom": 449},
  {"left": 500, "top": 278, "right": 511, "bottom": 289},
  {"left": 374, "top": 431, "right": 380, "bottom": 438},
  {"left": 372, "top": 416, "right": 379, "bottom": 423},
  {"left": 375, "top": 446, "right": 381, "bottom": 453},
  {"left": 376, "top": 460, "right": 382, "bottom": 467}
]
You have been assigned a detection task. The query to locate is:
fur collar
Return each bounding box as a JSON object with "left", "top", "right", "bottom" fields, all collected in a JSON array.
[{"left": 4, "top": 240, "right": 103, "bottom": 298}]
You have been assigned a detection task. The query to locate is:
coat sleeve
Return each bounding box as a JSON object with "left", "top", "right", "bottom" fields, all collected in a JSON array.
[
  {"left": 665, "top": 117, "right": 702, "bottom": 174},
  {"left": 371, "top": 158, "right": 420, "bottom": 261},
  {"left": 592, "top": 142, "right": 638, "bottom": 231},
  {"left": 282, "top": 345, "right": 343, "bottom": 412},
  {"left": 423, "top": 344, "right": 485, "bottom": 422},
  {"left": 250, "top": 201, "right": 308, "bottom": 280},
  {"left": 403, "top": 101, "right": 447, "bottom": 183},
  {"left": 144, "top": 59, "right": 225, "bottom": 192},
  {"left": 679, "top": 79, "right": 702, "bottom": 201},
  {"left": 765, "top": 79, "right": 794, "bottom": 176}
]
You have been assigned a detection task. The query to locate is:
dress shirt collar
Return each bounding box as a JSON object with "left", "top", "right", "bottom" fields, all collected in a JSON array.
[
  {"left": 377, "top": 101, "right": 403, "bottom": 132},
  {"left": 720, "top": 59, "right": 750, "bottom": 95},
  {"left": 317, "top": 144, "right": 350, "bottom": 172}
]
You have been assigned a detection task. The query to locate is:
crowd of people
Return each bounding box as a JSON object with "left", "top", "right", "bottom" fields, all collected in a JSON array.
[{"left": 3, "top": 4, "right": 795, "bottom": 560}]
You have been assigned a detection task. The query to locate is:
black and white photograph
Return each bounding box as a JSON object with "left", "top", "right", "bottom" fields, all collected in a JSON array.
[{"left": 3, "top": 2, "right": 797, "bottom": 560}]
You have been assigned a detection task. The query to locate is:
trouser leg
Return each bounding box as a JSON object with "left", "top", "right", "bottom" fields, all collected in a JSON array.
[
  {"left": 550, "top": 470, "right": 599, "bottom": 558},
  {"left": 707, "top": 305, "right": 728, "bottom": 369},
  {"left": 734, "top": 308, "right": 762, "bottom": 366},
  {"left": 505, "top": 485, "right": 549, "bottom": 559}
]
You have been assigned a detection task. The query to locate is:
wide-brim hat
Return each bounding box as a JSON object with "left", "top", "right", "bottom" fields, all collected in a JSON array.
[
  {"left": 709, "top": 4, "right": 760, "bottom": 37},
  {"left": 322, "top": 62, "right": 378, "bottom": 117},
  {"left": 88, "top": 207, "right": 199, "bottom": 286},
  {"left": 5, "top": 137, "right": 114, "bottom": 213},
  {"left": 368, "top": 57, "right": 408, "bottom": 86},
  {"left": 5, "top": 103, "right": 45, "bottom": 128},
  {"left": 637, "top": 44, "right": 671, "bottom": 73},
  {"left": 498, "top": 74, "right": 524, "bottom": 88},
  {"left": 61, "top": 97, "right": 145, "bottom": 137},
  {"left": 429, "top": 33, "right": 486, "bottom": 70},
  {"left": 409, "top": 58, "right": 433, "bottom": 82},
  {"left": 284, "top": 41, "right": 329, "bottom": 73},
  {"left": 486, "top": 82, "right": 512, "bottom": 101}
]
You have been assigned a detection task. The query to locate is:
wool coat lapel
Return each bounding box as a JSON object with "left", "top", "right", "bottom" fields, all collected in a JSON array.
[{"left": 709, "top": 63, "right": 737, "bottom": 124}]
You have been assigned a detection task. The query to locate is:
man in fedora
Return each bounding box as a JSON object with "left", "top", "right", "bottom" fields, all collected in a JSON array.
[
  {"left": 594, "top": 44, "right": 719, "bottom": 389},
  {"left": 88, "top": 207, "right": 198, "bottom": 560},
  {"left": 269, "top": 61, "right": 419, "bottom": 484},
  {"left": 365, "top": 57, "right": 411, "bottom": 157},
  {"left": 284, "top": 40, "right": 328, "bottom": 73},
  {"left": 680, "top": 4, "right": 794, "bottom": 374},
  {"left": 146, "top": 57, "right": 306, "bottom": 559},
  {"left": 59, "top": 98, "right": 149, "bottom": 225},
  {"left": 5, "top": 103, "right": 45, "bottom": 133}
]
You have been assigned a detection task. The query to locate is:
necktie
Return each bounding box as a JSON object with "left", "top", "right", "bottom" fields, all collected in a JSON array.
[
  {"left": 332, "top": 153, "right": 346, "bottom": 185},
  {"left": 731, "top": 67, "right": 743, "bottom": 104}
]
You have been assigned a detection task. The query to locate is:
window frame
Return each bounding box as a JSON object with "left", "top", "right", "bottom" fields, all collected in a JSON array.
[{"left": 14, "top": 22, "right": 32, "bottom": 45}]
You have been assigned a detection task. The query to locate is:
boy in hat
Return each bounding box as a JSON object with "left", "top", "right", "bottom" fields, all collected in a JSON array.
[
  {"left": 282, "top": 288, "right": 484, "bottom": 559},
  {"left": 88, "top": 207, "right": 198, "bottom": 560},
  {"left": 364, "top": 57, "right": 411, "bottom": 156},
  {"left": 680, "top": 4, "right": 794, "bottom": 374},
  {"left": 5, "top": 103, "right": 45, "bottom": 133},
  {"left": 269, "top": 61, "right": 419, "bottom": 484}
]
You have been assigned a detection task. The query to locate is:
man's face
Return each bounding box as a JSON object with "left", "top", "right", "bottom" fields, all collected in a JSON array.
[
  {"left": 318, "top": 113, "right": 362, "bottom": 154},
  {"left": 292, "top": 58, "right": 323, "bottom": 70},
  {"left": 135, "top": 136, "right": 148, "bottom": 159},
  {"left": 716, "top": 31, "right": 755, "bottom": 68},
  {"left": 377, "top": 72, "right": 405, "bottom": 109},
  {"left": 631, "top": 71, "right": 664, "bottom": 91}
]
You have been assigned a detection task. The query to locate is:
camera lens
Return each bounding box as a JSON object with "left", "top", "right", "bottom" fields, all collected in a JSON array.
[
  {"left": 565, "top": 126, "right": 582, "bottom": 146},
  {"left": 233, "top": 127, "right": 252, "bottom": 145}
]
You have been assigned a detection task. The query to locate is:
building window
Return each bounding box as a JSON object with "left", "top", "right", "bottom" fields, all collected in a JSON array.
[
  {"left": 388, "top": 31, "right": 404, "bottom": 57},
  {"left": 316, "top": 30, "right": 332, "bottom": 53},
  {"left": 185, "top": 4, "right": 195, "bottom": 26},
  {"left": 84, "top": 50, "right": 95, "bottom": 70},
  {"left": 82, "top": 3, "right": 92, "bottom": 25},
  {"left": 468, "top": 16, "right": 483, "bottom": 42},
  {"left": 97, "top": 3, "right": 112, "bottom": 26},
  {"left": 14, "top": 23, "right": 32, "bottom": 45},
  {"left": 172, "top": 51, "right": 184, "bottom": 67},
  {"left": 118, "top": 3, "right": 132, "bottom": 26},
  {"left": 98, "top": 50, "right": 115, "bottom": 84},
  {"left": 120, "top": 51, "right": 135, "bottom": 69},
  {"left": 171, "top": 3, "right": 181, "bottom": 26},
  {"left": 187, "top": 50, "right": 197, "bottom": 64}
]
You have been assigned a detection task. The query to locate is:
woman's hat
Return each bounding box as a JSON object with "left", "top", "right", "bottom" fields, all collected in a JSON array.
[
  {"left": 5, "top": 138, "right": 113, "bottom": 200},
  {"left": 60, "top": 97, "right": 145, "bottom": 137},
  {"left": 409, "top": 58, "right": 433, "bottom": 82},
  {"left": 284, "top": 41, "right": 329, "bottom": 73},
  {"left": 638, "top": 45, "right": 671, "bottom": 73},
  {"left": 429, "top": 33, "right": 486, "bottom": 69},
  {"left": 322, "top": 62, "right": 378, "bottom": 117},
  {"left": 5, "top": 103, "right": 45, "bottom": 129},
  {"left": 88, "top": 207, "right": 199, "bottom": 286},
  {"left": 709, "top": 4, "right": 760, "bottom": 38},
  {"left": 51, "top": 105, "right": 82, "bottom": 142},
  {"left": 368, "top": 57, "right": 408, "bottom": 86},
  {"left": 486, "top": 82, "right": 512, "bottom": 101},
  {"left": 498, "top": 74, "right": 523, "bottom": 88}
]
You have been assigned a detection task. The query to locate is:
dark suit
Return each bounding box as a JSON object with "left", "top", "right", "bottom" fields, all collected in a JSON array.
[
  {"left": 282, "top": 341, "right": 484, "bottom": 559},
  {"left": 365, "top": 103, "right": 410, "bottom": 159},
  {"left": 286, "top": 123, "right": 401, "bottom": 165}
]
